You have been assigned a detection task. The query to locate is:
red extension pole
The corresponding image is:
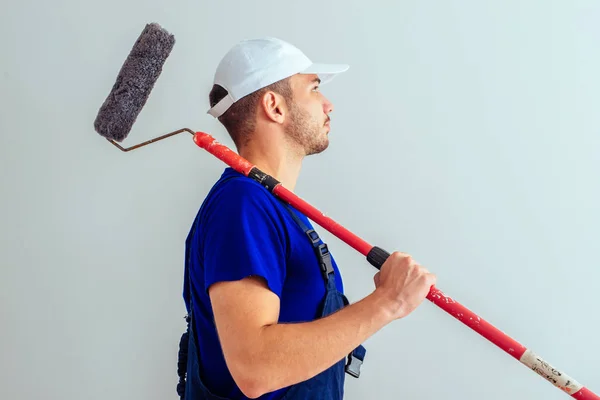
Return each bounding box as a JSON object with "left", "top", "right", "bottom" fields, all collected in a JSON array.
[{"left": 193, "top": 131, "right": 598, "bottom": 400}]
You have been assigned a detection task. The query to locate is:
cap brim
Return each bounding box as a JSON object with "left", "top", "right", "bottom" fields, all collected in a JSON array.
[{"left": 301, "top": 63, "right": 349, "bottom": 84}]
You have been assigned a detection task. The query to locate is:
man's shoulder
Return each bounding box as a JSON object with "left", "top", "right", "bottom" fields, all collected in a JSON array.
[
  {"left": 207, "top": 169, "right": 274, "bottom": 208},
  {"left": 200, "top": 168, "right": 285, "bottom": 225}
]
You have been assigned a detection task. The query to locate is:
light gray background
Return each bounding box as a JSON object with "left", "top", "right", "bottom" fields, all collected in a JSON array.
[{"left": 1, "top": 1, "right": 598, "bottom": 399}]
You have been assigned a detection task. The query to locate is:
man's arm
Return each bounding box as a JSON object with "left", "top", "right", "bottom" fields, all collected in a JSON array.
[{"left": 209, "top": 251, "right": 436, "bottom": 399}]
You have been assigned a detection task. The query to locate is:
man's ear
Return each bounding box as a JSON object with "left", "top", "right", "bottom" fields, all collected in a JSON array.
[{"left": 260, "top": 91, "right": 286, "bottom": 124}]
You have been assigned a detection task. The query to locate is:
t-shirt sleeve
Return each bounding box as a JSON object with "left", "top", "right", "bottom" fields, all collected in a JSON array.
[{"left": 201, "top": 180, "right": 287, "bottom": 298}]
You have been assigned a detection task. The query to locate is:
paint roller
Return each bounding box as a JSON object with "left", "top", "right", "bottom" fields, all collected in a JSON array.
[{"left": 93, "top": 22, "right": 598, "bottom": 400}]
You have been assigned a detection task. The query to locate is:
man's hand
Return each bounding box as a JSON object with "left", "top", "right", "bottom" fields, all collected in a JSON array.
[{"left": 373, "top": 251, "right": 437, "bottom": 319}]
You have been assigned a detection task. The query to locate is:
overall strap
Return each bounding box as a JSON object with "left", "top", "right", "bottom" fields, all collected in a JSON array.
[
  {"left": 280, "top": 201, "right": 334, "bottom": 285},
  {"left": 280, "top": 201, "right": 367, "bottom": 379}
]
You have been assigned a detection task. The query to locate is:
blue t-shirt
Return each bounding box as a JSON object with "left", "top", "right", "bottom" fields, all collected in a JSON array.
[{"left": 183, "top": 167, "right": 344, "bottom": 399}]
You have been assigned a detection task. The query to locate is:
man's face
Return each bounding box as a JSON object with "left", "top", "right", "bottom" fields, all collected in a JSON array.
[{"left": 284, "top": 74, "right": 334, "bottom": 156}]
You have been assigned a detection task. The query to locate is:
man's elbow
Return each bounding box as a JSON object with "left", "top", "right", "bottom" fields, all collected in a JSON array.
[
  {"left": 236, "top": 377, "right": 267, "bottom": 399},
  {"left": 228, "top": 356, "right": 272, "bottom": 399}
]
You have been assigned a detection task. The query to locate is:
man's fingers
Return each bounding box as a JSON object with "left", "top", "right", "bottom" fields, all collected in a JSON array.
[{"left": 427, "top": 273, "right": 437, "bottom": 286}]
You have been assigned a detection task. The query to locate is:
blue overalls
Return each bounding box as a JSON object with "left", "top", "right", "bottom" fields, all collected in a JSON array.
[{"left": 177, "top": 177, "right": 366, "bottom": 400}]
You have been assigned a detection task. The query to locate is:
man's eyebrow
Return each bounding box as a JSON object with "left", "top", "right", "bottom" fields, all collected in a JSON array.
[{"left": 311, "top": 77, "right": 321, "bottom": 84}]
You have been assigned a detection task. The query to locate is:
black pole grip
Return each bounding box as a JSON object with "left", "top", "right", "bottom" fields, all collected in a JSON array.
[{"left": 366, "top": 246, "right": 391, "bottom": 269}]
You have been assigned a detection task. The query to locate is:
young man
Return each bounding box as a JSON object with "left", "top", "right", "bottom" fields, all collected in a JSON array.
[{"left": 179, "top": 37, "right": 436, "bottom": 400}]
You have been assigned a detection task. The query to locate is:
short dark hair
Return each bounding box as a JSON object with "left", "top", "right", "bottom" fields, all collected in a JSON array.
[{"left": 209, "top": 78, "right": 293, "bottom": 148}]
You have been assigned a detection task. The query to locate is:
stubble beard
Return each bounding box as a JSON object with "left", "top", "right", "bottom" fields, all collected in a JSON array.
[{"left": 285, "top": 103, "right": 329, "bottom": 157}]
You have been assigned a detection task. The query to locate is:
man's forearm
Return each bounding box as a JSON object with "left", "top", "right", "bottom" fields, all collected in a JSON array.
[{"left": 236, "top": 290, "right": 396, "bottom": 396}]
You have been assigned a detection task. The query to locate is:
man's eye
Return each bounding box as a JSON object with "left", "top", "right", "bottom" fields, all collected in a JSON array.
[{"left": 313, "top": 86, "right": 320, "bottom": 91}]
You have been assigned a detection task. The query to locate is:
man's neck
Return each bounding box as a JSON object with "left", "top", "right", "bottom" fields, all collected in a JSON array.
[{"left": 238, "top": 141, "right": 303, "bottom": 192}]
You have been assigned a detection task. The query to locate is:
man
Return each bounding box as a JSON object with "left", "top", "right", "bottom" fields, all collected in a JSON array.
[{"left": 179, "top": 37, "right": 436, "bottom": 400}]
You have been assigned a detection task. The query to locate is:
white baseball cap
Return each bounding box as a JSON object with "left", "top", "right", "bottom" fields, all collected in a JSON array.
[{"left": 207, "top": 36, "right": 349, "bottom": 118}]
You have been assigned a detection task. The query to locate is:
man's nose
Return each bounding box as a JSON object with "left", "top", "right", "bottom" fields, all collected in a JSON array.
[{"left": 323, "top": 97, "right": 334, "bottom": 114}]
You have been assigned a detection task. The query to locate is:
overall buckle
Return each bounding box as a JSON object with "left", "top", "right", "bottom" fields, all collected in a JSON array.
[
  {"left": 305, "top": 229, "right": 334, "bottom": 281},
  {"left": 316, "top": 243, "right": 334, "bottom": 281},
  {"left": 345, "top": 352, "right": 363, "bottom": 378}
]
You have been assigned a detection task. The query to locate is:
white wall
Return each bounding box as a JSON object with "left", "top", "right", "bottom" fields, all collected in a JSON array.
[{"left": 1, "top": 1, "right": 599, "bottom": 399}]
